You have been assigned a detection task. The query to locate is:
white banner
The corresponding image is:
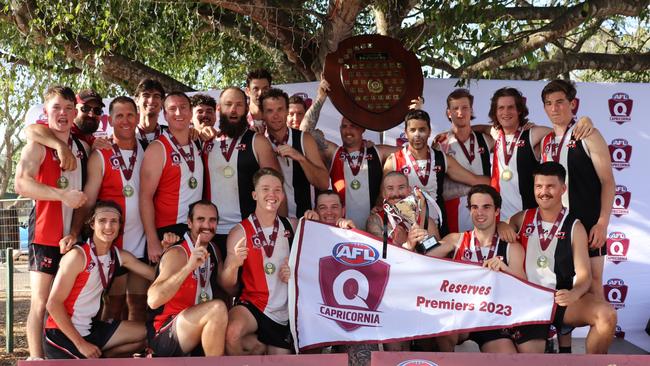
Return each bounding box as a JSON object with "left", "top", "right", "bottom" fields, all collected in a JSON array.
[{"left": 288, "top": 219, "right": 556, "bottom": 352}]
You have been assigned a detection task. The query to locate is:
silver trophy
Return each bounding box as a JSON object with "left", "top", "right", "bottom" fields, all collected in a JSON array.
[{"left": 383, "top": 187, "right": 439, "bottom": 254}]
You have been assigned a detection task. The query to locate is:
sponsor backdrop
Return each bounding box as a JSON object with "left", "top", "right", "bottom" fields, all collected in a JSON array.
[
  {"left": 289, "top": 219, "right": 556, "bottom": 351},
  {"left": 25, "top": 78, "right": 650, "bottom": 350}
]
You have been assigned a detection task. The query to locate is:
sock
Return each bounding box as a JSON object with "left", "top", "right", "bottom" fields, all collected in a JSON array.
[{"left": 559, "top": 346, "right": 572, "bottom": 353}]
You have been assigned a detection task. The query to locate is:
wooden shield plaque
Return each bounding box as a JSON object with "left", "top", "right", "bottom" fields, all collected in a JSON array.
[{"left": 323, "top": 34, "right": 423, "bottom": 132}]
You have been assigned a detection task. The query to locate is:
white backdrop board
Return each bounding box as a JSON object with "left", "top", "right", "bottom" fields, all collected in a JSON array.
[{"left": 25, "top": 78, "right": 650, "bottom": 350}]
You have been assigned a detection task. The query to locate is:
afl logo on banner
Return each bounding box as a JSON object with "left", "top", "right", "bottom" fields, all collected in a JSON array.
[
  {"left": 603, "top": 278, "right": 628, "bottom": 309},
  {"left": 609, "top": 139, "right": 632, "bottom": 171},
  {"left": 319, "top": 242, "right": 389, "bottom": 331},
  {"left": 612, "top": 185, "right": 631, "bottom": 217},
  {"left": 397, "top": 360, "right": 438, "bottom": 366},
  {"left": 609, "top": 93, "right": 633, "bottom": 124},
  {"left": 606, "top": 232, "right": 629, "bottom": 265}
]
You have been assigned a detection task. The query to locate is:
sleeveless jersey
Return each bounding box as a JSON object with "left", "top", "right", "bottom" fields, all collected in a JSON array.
[
  {"left": 29, "top": 137, "right": 87, "bottom": 247},
  {"left": 518, "top": 208, "right": 577, "bottom": 290},
  {"left": 540, "top": 124, "right": 601, "bottom": 234},
  {"left": 329, "top": 144, "right": 382, "bottom": 229},
  {"left": 153, "top": 132, "right": 203, "bottom": 229},
  {"left": 136, "top": 124, "right": 167, "bottom": 149},
  {"left": 148, "top": 234, "right": 219, "bottom": 333},
  {"left": 393, "top": 146, "right": 449, "bottom": 236},
  {"left": 96, "top": 146, "right": 145, "bottom": 257},
  {"left": 239, "top": 216, "right": 293, "bottom": 325},
  {"left": 490, "top": 129, "right": 538, "bottom": 220},
  {"left": 270, "top": 128, "right": 313, "bottom": 218},
  {"left": 45, "top": 242, "right": 122, "bottom": 336},
  {"left": 204, "top": 130, "right": 260, "bottom": 234},
  {"left": 452, "top": 231, "right": 510, "bottom": 265},
  {"left": 441, "top": 132, "right": 491, "bottom": 233}
]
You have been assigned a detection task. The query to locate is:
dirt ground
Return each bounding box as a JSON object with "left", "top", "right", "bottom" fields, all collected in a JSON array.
[{"left": 0, "top": 295, "right": 30, "bottom": 366}]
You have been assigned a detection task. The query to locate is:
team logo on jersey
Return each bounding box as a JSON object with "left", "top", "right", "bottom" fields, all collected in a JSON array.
[
  {"left": 87, "top": 261, "right": 96, "bottom": 272},
  {"left": 434, "top": 165, "right": 443, "bottom": 173},
  {"left": 603, "top": 278, "right": 628, "bottom": 309},
  {"left": 236, "top": 143, "right": 247, "bottom": 150},
  {"left": 609, "top": 93, "right": 633, "bottom": 125},
  {"left": 401, "top": 166, "right": 411, "bottom": 174},
  {"left": 284, "top": 230, "right": 291, "bottom": 238},
  {"left": 516, "top": 139, "right": 526, "bottom": 148},
  {"left": 571, "top": 97, "right": 580, "bottom": 116},
  {"left": 612, "top": 185, "right": 631, "bottom": 217},
  {"left": 609, "top": 139, "right": 632, "bottom": 171},
  {"left": 555, "top": 231, "right": 565, "bottom": 239},
  {"left": 462, "top": 248, "right": 472, "bottom": 261},
  {"left": 109, "top": 156, "right": 121, "bottom": 170},
  {"left": 606, "top": 232, "right": 629, "bottom": 265},
  {"left": 477, "top": 147, "right": 486, "bottom": 154},
  {"left": 523, "top": 224, "right": 535, "bottom": 237},
  {"left": 318, "top": 242, "right": 389, "bottom": 331},
  {"left": 397, "top": 360, "right": 438, "bottom": 366},
  {"left": 170, "top": 151, "right": 181, "bottom": 166},
  {"left": 615, "top": 325, "right": 626, "bottom": 339}
]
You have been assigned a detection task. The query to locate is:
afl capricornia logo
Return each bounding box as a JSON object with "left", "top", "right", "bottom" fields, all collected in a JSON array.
[
  {"left": 612, "top": 185, "right": 631, "bottom": 217},
  {"left": 606, "top": 232, "right": 629, "bottom": 265},
  {"left": 318, "top": 242, "right": 389, "bottom": 331},
  {"left": 603, "top": 278, "right": 628, "bottom": 309},
  {"left": 397, "top": 360, "right": 438, "bottom": 366},
  {"left": 609, "top": 139, "right": 632, "bottom": 171},
  {"left": 609, "top": 93, "right": 633, "bottom": 124}
]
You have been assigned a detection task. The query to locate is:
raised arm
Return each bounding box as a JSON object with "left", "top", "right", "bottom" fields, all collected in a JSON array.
[
  {"left": 147, "top": 247, "right": 197, "bottom": 309},
  {"left": 299, "top": 79, "right": 330, "bottom": 132}
]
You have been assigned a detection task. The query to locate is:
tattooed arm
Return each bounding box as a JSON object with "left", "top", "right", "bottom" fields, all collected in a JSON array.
[{"left": 300, "top": 79, "right": 330, "bottom": 132}]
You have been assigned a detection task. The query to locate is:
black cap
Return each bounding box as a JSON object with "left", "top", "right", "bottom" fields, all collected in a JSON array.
[{"left": 76, "top": 89, "right": 105, "bottom": 107}]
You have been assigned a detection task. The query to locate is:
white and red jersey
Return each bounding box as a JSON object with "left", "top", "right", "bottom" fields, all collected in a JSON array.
[
  {"left": 452, "top": 231, "right": 510, "bottom": 265},
  {"left": 239, "top": 216, "right": 293, "bottom": 325},
  {"left": 30, "top": 138, "right": 86, "bottom": 247},
  {"left": 440, "top": 132, "right": 491, "bottom": 233},
  {"left": 149, "top": 233, "right": 219, "bottom": 333},
  {"left": 329, "top": 144, "right": 382, "bottom": 229},
  {"left": 153, "top": 132, "right": 203, "bottom": 229},
  {"left": 203, "top": 130, "right": 260, "bottom": 234},
  {"left": 490, "top": 129, "right": 538, "bottom": 220},
  {"left": 96, "top": 145, "right": 145, "bottom": 258},
  {"left": 45, "top": 242, "right": 122, "bottom": 336}
]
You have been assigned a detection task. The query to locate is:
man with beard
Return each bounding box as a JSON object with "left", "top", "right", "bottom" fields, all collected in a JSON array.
[
  {"left": 203, "top": 87, "right": 280, "bottom": 256},
  {"left": 140, "top": 92, "right": 204, "bottom": 264},
  {"left": 507, "top": 162, "right": 616, "bottom": 354},
  {"left": 261, "top": 88, "right": 329, "bottom": 218},
  {"left": 134, "top": 79, "right": 166, "bottom": 148},
  {"left": 245, "top": 68, "right": 272, "bottom": 131},
  {"left": 15, "top": 86, "right": 89, "bottom": 360},
  {"left": 224, "top": 168, "right": 296, "bottom": 355},
  {"left": 147, "top": 200, "right": 230, "bottom": 357},
  {"left": 24, "top": 89, "right": 109, "bottom": 171},
  {"left": 384, "top": 110, "right": 490, "bottom": 236}
]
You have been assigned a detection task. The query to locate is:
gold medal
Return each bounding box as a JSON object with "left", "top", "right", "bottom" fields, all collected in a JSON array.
[
  {"left": 188, "top": 176, "right": 198, "bottom": 189},
  {"left": 537, "top": 255, "right": 548, "bottom": 268},
  {"left": 199, "top": 290, "right": 209, "bottom": 303},
  {"left": 264, "top": 262, "right": 276, "bottom": 275},
  {"left": 350, "top": 179, "right": 361, "bottom": 190},
  {"left": 56, "top": 176, "right": 69, "bottom": 189},
  {"left": 223, "top": 166, "right": 234, "bottom": 178},
  {"left": 122, "top": 184, "right": 134, "bottom": 197},
  {"left": 501, "top": 169, "right": 513, "bottom": 181}
]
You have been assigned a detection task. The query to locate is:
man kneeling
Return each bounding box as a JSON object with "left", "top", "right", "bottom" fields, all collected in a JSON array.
[
  {"left": 146, "top": 200, "right": 229, "bottom": 356},
  {"left": 44, "top": 201, "right": 154, "bottom": 359}
]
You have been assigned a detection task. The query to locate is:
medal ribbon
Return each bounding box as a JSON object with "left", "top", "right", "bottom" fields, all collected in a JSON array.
[
  {"left": 405, "top": 147, "right": 432, "bottom": 186},
  {"left": 168, "top": 133, "right": 195, "bottom": 173},
  {"left": 456, "top": 133, "right": 476, "bottom": 164},
  {"left": 499, "top": 128, "right": 522, "bottom": 166},
  {"left": 267, "top": 131, "right": 289, "bottom": 148},
  {"left": 550, "top": 120, "right": 575, "bottom": 163},
  {"left": 137, "top": 124, "right": 162, "bottom": 142},
  {"left": 219, "top": 134, "right": 238, "bottom": 163},
  {"left": 472, "top": 232, "right": 498, "bottom": 263},
  {"left": 111, "top": 143, "right": 137, "bottom": 181},
  {"left": 343, "top": 142, "right": 366, "bottom": 177},
  {"left": 535, "top": 207, "right": 567, "bottom": 251},
  {"left": 251, "top": 214, "right": 280, "bottom": 258},
  {"left": 188, "top": 234, "right": 211, "bottom": 301},
  {"left": 90, "top": 240, "right": 116, "bottom": 290}
]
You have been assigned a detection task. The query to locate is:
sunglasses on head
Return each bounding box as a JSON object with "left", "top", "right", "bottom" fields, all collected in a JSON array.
[{"left": 80, "top": 105, "right": 103, "bottom": 115}]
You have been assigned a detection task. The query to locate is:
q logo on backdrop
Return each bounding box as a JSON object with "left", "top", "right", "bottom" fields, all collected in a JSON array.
[
  {"left": 612, "top": 185, "right": 631, "bottom": 217},
  {"left": 603, "top": 278, "right": 628, "bottom": 309},
  {"left": 609, "top": 93, "right": 633, "bottom": 125},
  {"left": 608, "top": 139, "right": 632, "bottom": 171},
  {"left": 318, "top": 242, "right": 390, "bottom": 331},
  {"left": 606, "top": 232, "right": 629, "bottom": 265}
]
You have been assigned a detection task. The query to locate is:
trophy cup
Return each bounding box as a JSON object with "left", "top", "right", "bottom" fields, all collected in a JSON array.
[{"left": 384, "top": 187, "right": 439, "bottom": 254}]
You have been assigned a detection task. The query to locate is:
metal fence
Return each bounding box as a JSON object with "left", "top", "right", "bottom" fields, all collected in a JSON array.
[{"left": 0, "top": 198, "right": 33, "bottom": 294}]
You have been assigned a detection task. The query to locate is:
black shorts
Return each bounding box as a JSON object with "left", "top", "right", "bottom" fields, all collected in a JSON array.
[
  {"left": 237, "top": 300, "right": 291, "bottom": 350},
  {"left": 510, "top": 324, "right": 550, "bottom": 344},
  {"left": 148, "top": 316, "right": 187, "bottom": 357},
  {"left": 588, "top": 246, "right": 607, "bottom": 257},
  {"left": 29, "top": 243, "right": 62, "bottom": 275},
  {"left": 43, "top": 320, "right": 121, "bottom": 359},
  {"left": 115, "top": 256, "right": 148, "bottom": 277},
  {"left": 468, "top": 328, "right": 512, "bottom": 348}
]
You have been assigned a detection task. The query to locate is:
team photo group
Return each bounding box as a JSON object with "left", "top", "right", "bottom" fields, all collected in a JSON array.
[{"left": 14, "top": 67, "right": 618, "bottom": 360}]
